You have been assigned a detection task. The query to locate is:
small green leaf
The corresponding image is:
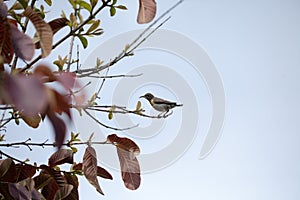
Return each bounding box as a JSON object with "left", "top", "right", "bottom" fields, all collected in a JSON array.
[
  {"left": 71, "top": 147, "right": 78, "bottom": 153},
  {"left": 124, "top": 44, "right": 130, "bottom": 51},
  {"left": 108, "top": 111, "right": 113, "bottom": 120},
  {"left": 44, "top": 0, "right": 52, "bottom": 6},
  {"left": 78, "top": 35, "right": 88, "bottom": 48},
  {"left": 0, "top": 134, "right": 5, "bottom": 142},
  {"left": 110, "top": 6, "right": 116, "bottom": 17},
  {"left": 17, "top": 0, "right": 28, "bottom": 8},
  {"left": 136, "top": 101, "right": 142, "bottom": 111},
  {"left": 9, "top": 2, "right": 24, "bottom": 10},
  {"left": 90, "top": 0, "right": 98, "bottom": 8},
  {"left": 79, "top": 1, "right": 92, "bottom": 12},
  {"left": 116, "top": 5, "right": 127, "bottom": 10},
  {"left": 112, "top": 0, "right": 117, "bottom": 5},
  {"left": 87, "top": 20, "right": 100, "bottom": 33},
  {"left": 15, "top": 118, "right": 20, "bottom": 125}
]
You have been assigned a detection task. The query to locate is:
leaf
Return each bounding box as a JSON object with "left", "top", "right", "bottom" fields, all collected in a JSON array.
[
  {"left": 9, "top": 24, "right": 35, "bottom": 61},
  {"left": 44, "top": 0, "right": 52, "bottom": 6},
  {"left": 82, "top": 146, "right": 104, "bottom": 195},
  {"left": 0, "top": 4, "right": 14, "bottom": 64},
  {"left": 17, "top": 0, "right": 28, "bottom": 8},
  {"left": 0, "top": 158, "right": 12, "bottom": 178},
  {"left": 48, "top": 18, "right": 68, "bottom": 35},
  {"left": 136, "top": 101, "right": 141, "bottom": 111},
  {"left": 107, "top": 134, "right": 140, "bottom": 159},
  {"left": 90, "top": 0, "right": 98, "bottom": 8},
  {"left": 78, "top": 35, "right": 88, "bottom": 48},
  {"left": 63, "top": 172, "right": 79, "bottom": 200},
  {"left": 87, "top": 19, "right": 100, "bottom": 33},
  {"left": 54, "top": 184, "right": 73, "bottom": 200},
  {"left": 116, "top": 5, "right": 127, "bottom": 10},
  {"left": 137, "top": 0, "right": 157, "bottom": 24},
  {"left": 73, "top": 163, "right": 113, "bottom": 180},
  {"left": 34, "top": 173, "right": 52, "bottom": 190},
  {"left": 48, "top": 149, "right": 74, "bottom": 167},
  {"left": 79, "top": 1, "right": 92, "bottom": 12},
  {"left": 20, "top": 112, "right": 41, "bottom": 128},
  {"left": 110, "top": 6, "right": 116, "bottom": 16},
  {"left": 107, "top": 134, "right": 141, "bottom": 189},
  {"left": 5, "top": 73, "right": 48, "bottom": 116},
  {"left": 8, "top": 182, "right": 31, "bottom": 200},
  {"left": 116, "top": 147, "right": 141, "bottom": 190},
  {"left": 24, "top": 7, "right": 53, "bottom": 57},
  {"left": 47, "top": 110, "right": 67, "bottom": 149},
  {"left": 15, "top": 164, "right": 37, "bottom": 182}
]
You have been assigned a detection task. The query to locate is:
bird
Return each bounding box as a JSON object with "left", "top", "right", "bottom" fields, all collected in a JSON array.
[{"left": 139, "top": 93, "right": 183, "bottom": 117}]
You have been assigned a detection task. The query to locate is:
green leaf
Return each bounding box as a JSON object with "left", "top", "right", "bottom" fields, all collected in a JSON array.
[
  {"left": 78, "top": 35, "right": 88, "bottom": 48},
  {"left": 79, "top": 1, "right": 92, "bottom": 12},
  {"left": 112, "top": 0, "right": 117, "bottom": 5},
  {"left": 90, "top": 0, "right": 98, "bottom": 8},
  {"left": 44, "top": 0, "right": 52, "bottom": 6},
  {"left": 87, "top": 20, "right": 100, "bottom": 33},
  {"left": 17, "top": 0, "right": 28, "bottom": 8},
  {"left": 110, "top": 6, "right": 116, "bottom": 17},
  {"left": 116, "top": 5, "right": 127, "bottom": 10}
]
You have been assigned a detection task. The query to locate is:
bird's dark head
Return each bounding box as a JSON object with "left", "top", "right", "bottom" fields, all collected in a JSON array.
[{"left": 140, "top": 93, "right": 154, "bottom": 101}]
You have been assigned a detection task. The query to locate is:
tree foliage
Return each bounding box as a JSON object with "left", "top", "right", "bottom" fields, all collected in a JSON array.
[{"left": 0, "top": 0, "right": 184, "bottom": 199}]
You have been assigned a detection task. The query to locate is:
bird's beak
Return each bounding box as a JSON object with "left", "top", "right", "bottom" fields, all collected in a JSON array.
[{"left": 139, "top": 95, "right": 145, "bottom": 98}]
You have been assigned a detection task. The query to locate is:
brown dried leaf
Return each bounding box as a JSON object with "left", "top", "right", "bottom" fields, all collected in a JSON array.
[
  {"left": 117, "top": 148, "right": 141, "bottom": 190},
  {"left": 82, "top": 146, "right": 104, "bottom": 195},
  {"left": 48, "top": 149, "right": 74, "bottom": 167},
  {"left": 24, "top": 7, "right": 53, "bottom": 57},
  {"left": 0, "top": 158, "right": 13, "bottom": 178},
  {"left": 107, "top": 134, "right": 140, "bottom": 159},
  {"left": 137, "top": 0, "right": 157, "bottom": 24},
  {"left": 9, "top": 23, "right": 34, "bottom": 61},
  {"left": 0, "top": 159, "right": 17, "bottom": 182}
]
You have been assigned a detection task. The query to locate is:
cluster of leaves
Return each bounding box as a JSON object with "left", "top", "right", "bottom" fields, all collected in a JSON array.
[
  {"left": 0, "top": 0, "right": 160, "bottom": 198},
  {"left": 0, "top": 134, "right": 141, "bottom": 199}
]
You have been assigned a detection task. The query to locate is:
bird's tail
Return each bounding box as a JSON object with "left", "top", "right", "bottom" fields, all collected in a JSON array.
[{"left": 176, "top": 104, "right": 183, "bottom": 107}]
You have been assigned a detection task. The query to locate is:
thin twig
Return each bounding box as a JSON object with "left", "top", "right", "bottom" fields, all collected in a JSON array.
[
  {"left": 83, "top": 108, "right": 139, "bottom": 131},
  {"left": 66, "top": 35, "right": 75, "bottom": 71},
  {"left": 85, "top": 73, "right": 143, "bottom": 79}
]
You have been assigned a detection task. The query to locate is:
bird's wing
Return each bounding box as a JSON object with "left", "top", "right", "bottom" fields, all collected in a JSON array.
[{"left": 152, "top": 97, "right": 177, "bottom": 106}]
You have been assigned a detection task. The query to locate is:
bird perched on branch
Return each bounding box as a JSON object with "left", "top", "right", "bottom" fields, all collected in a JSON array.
[{"left": 140, "top": 93, "right": 183, "bottom": 117}]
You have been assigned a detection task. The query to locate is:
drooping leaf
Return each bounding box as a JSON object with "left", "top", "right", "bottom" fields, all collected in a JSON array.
[
  {"left": 82, "top": 146, "right": 104, "bottom": 195},
  {"left": 44, "top": 0, "right": 52, "bottom": 6},
  {"left": 110, "top": 6, "right": 116, "bottom": 16},
  {"left": 9, "top": 23, "right": 35, "bottom": 61},
  {"left": 116, "top": 5, "right": 127, "bottom": 10},
  {"left": 107, "top": 134, "right": 141, "bottom": 190},
  {"left": 48, "top": 149, "right": 74, "bottom": 167},
  {"left": 87, "top": 19, "right": 100, "bottom": 33},
  {"left": 0, "top": 159, "right": 17, "bottom": 182},
  {"left": 137, "top": 0, "right": 156, "bottom": 24},
  {"left": 116, "top": 147, "right": 141, "bottom": 190},
  {"left": 41, "top": 179, "right": 59, "bottom": 200},
  {"left": 24, "top": 7, "right": 53, "bottom": 57},
  {"left": 46, "top": 110, "right": 67, "bottom": 149},
  {"left": 39, "top": 165, "right": 66, "bottom": 187},
  {"left": 78, "top": 35, "right": 88, "bottom": 48},
  {"left": 34, "top": 173, "right": 52, "bottom": 190},
  {"left": 19, "top": 112, "right": 41, "bottom": 128},
  {"left": 107, "top": 134, "right": 140, "bottom": 159},
  {"left": 0, "top": 3, "right": 14, "bottom": 64}
]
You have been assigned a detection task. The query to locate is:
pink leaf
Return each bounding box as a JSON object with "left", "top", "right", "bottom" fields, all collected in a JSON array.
[
  {"left": 48, "top": 149, "right": 74, "bottom": 167},
  {"left": 137, "top": 0, "right": 157, "bottom": 24}
]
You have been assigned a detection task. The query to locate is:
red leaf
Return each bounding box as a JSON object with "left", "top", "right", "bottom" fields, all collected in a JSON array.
[
  {"left": 0, "top": 158, "right": 17, "bottom": 182},
  {"left": 107, "top": 134, "right": 140, "bottom": 159},
  {"left": 5, "top": 73, "right": 48, "bottom": 116},
  {"left": 107, "top": 134, "right": 141, "bottom": 190},
  {"left": 0, "top": 3, "right": 13, "bottom": 63},
  {"left": 48, "top": 18, "right": 68, "bottom": 34},
  {"left": 48, "top": 149, "right": 74, "bottom": 167},
  {"left": 47, "top": 110, "right": 66, "bottom": 149},
  {"left": 64, "top": 172, "right": 79, "bottom": 199},
  {"left": 0, "top": 158, "right": 13, "bottom": 178},
  {"left": 82, "top": 146, "right": 104, "bottom": 195},
  {"left": 117, "top": 148, "right": 141, "bottom": 190},
  {"left": 15, "top": 164, "right": 37, "bottom": 182},
  {"left": 19, "top": 112, "right": 41, "bottom": 128},
  {"left": 55, "top": 72, "right": 76, "bottom": 91},
  {"left": 73, "top": 163, "right": 113, "bottom": 180},
  {"left": 137, "top": 0, "right": 157, "bottom": 24},
  {"left": 24, "top": 7, "right": 53, "bottom": 57},
  {"left": 8, "top": 182, "right": 31, "bottom": 200},
  {"left": 9, "top": 23, "right": 34, "bottom": 61}
]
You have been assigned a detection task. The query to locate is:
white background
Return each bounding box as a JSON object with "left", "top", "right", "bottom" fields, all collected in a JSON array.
[{"left": 4, "top": 0, "right": 300, "bottom": 199}]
